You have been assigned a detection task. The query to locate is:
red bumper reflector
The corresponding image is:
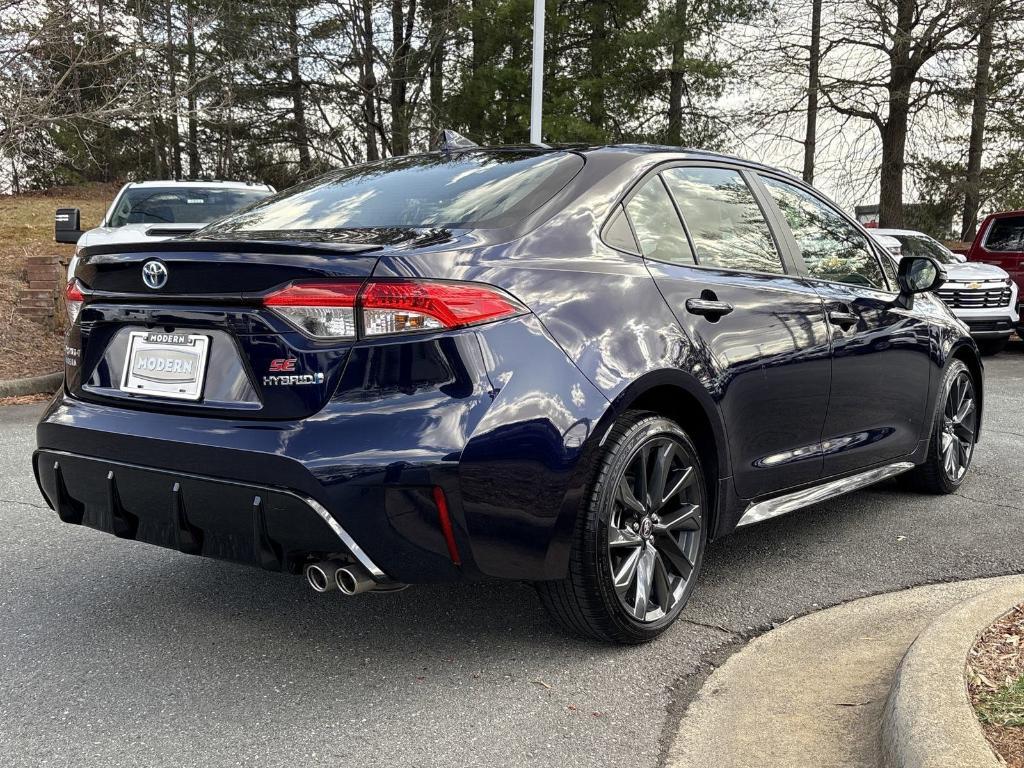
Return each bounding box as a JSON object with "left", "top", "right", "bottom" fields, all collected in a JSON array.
[{"left": 432, "top": 486, "right": 462, "bottom": 566}]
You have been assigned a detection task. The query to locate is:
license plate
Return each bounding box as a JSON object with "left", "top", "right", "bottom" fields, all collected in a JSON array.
[{"left": 120, "top": 331, "right": 210, "bottom": 401}]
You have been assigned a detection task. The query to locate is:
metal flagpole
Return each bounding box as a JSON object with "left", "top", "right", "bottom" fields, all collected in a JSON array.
[{"left": 529, "top": 0, "right": 545, "bottom": 145}]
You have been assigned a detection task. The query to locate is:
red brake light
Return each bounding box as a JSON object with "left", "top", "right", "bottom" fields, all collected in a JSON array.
[
  {"left": 263, "top": 281, "right": 361, "bottom": 307},
  {"left": 361, "top": 280, "right": 524, "bottom": 336},
  {"left": 65, "top": 281, "right": 84, "bottom": 324},
  {"left": 263, "top": 279, "right": 525, "bottom": 340}
]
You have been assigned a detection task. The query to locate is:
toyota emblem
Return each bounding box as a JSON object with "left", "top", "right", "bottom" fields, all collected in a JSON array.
[{"left": 142, "top": 260, "right": 168, "bottom": 290}]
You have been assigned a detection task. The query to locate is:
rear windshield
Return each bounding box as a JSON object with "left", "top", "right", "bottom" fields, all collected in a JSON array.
[
  {"left": 984, "top": 216, "right": 1024, "bottom": 252},
  {"left": 108, "top": 187, "right": 271, "bottom": 227},
  {"left": 202, "top": 151, "right": 584, "bottom": 233}
]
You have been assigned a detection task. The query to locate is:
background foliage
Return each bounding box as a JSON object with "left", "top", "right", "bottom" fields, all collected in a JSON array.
[{"left": 1, "top": 0, "right": 1023, "bottom": 236}]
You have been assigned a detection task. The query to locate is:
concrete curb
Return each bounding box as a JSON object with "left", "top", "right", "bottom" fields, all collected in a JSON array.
[
  {"left": 882, "top": 580, "right": 1024, "bottom": 768},
  {"left": 0, "top": 371, "right": 62, "bottom": 398}
]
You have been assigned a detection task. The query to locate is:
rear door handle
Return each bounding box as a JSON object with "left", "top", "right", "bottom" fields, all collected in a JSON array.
[
  {"left": 685, "top": 298, "right": 734, "bottom": 319},
  {"left": 828, "top": 310, "right": 858, "bottom": 329}
]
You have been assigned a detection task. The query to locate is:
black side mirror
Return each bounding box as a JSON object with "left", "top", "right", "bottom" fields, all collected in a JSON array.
[
  {"left": 55, "top": 208, "right": 83, "bottom": 244},
  {"left": 896, "top": 255, "right": 945, "bottom": 309}
]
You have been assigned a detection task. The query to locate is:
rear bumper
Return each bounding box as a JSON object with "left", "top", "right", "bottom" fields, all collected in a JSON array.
[
  {"left": 34, "top": 449, "right": 388, "bottom": 580},
  {"left": 34, "top": 316, "right": 610, "bottom": 583}
]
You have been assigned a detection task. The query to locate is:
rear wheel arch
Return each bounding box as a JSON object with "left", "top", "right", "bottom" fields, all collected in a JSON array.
[{"left": 600, "top": 372, "right": 729, "bottom": 539}]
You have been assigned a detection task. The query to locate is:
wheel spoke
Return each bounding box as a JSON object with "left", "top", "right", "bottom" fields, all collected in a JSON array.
[
  {"left": 655, "top": 503, "right": 700, "bottom": 533},
  {"left": 656, "top": 532, "right": 693, "bottom": 580},
  {"left": 953, "top": 422, "right": 975, "bottom": 443},
  {"left": 954, "top": 397, "right": 974, "bottom": 425},
  {"left": 956, "top": 379, "right": 969, "bottom": 415},
  {"left": 659, "top": 465, "right": 694, "bottom": 510},
  {"left": 613, "top": 547, "right": 642, "bottom": 595},
  {"left": 608, "top": 526, "right": 642, "bottom": 549},
  {"left": 942, "top": 434, "right": 955, "bottom": 475},
  {"left": 636, "top": 445, "right": 651, "bottom": 507},
  {"left": 617, "top": 477, "right": 646, "bottom": 516},
  {"left": 649, "top": 442, "right": 675, "bottom": 510},
  {"left": 633, "top": 545, "right": 656, "bottom": 619},
  {"left": 652, "top": 551, "right": 673, "bottom": 611}
]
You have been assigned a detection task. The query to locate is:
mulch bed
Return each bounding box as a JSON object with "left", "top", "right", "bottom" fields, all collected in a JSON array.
[
  {"left": 0, "top": 392, "right": 53, "bottom": 407},
  {"left": 968, "top": 603, "right": 1024, "bottom": 767}
]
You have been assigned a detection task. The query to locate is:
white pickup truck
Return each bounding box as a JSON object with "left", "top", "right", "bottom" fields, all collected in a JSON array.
[{"left": 56, "top": 179, "right": 275, "bottom": 280}]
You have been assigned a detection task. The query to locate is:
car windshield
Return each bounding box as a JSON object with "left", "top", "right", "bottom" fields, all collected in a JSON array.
[
  {"left": 108, "top": 187, "right": 272, "bottom": 227},
  {"left": 201, "top": 151, "right": 584, "bottom": 233},
  {"left": 892, "top": 234, "right": 958, "bottom": 265}
]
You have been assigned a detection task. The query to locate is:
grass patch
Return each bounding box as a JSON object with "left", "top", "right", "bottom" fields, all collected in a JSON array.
[
  {"left": 0, "top": 182, "right": 114, "bottom": 251},
  {"left": 977, "top": 675, "right": 1024, "bottom": 728}
]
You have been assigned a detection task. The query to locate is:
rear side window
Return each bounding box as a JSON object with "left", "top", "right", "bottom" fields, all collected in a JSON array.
[
  {"left": 762, "top": 176, "right": 887, "bottom": 290},
  {"left": 203, "top": 151, "right": 584, "bottom": 232},
  {"left": 603, "top": 205, "right": 639, "bottom": 253},
  {"left": 984, "top": 216, "right": 1024, "bottom": 252},
  {"left": 662, "top": 167, "right": 784, "bottom": 274},
  {"left": 624, "top": 177, "right": 696, "bottom": 265}
]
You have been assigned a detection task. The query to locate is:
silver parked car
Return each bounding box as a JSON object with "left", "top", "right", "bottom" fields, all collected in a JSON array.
[
  {"left": 874, "top": 227, "right": 1019, "bottom": 355},
  {"left": 56, "top": 180, "right": 276, "bottom": 282}
]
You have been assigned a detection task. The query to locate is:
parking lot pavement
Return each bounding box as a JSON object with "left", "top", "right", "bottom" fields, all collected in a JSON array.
[{"left": 2, "top": 345, "right": 1022, "bottom": 768}]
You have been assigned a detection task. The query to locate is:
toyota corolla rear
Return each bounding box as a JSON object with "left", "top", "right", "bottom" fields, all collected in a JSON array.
[{"left": 34, "top": 148, "right": 610, "bottom": 592}]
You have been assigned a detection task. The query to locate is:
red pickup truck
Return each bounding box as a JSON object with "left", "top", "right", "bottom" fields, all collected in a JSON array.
[{"left": 967, "top": 210, "right": 1024, "bottom": 335}]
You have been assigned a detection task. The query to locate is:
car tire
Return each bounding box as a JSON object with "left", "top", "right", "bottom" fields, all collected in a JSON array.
[
  {"left": 901, "top": 359, "right": 978, "bottom": 495},
  {"left": 536, "top": 411, "right": 708, "bottom": 644},
  {"left": 977, "top": 338, "right": 1007, "bottom": 356}
]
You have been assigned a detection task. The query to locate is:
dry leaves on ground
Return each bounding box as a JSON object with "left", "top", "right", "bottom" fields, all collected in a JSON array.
[{"left": 968, "top": 603, "right": 1024, "bottom": 767}]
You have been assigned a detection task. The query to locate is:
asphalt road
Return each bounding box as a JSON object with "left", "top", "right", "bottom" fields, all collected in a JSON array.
[{"left": 2, "top": 346, "right": 1022, "bottom": 768}]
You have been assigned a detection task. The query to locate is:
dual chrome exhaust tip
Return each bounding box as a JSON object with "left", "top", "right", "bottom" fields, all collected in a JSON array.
[{"left": 304, "top": 561, "right": 380, "bottom": 595}]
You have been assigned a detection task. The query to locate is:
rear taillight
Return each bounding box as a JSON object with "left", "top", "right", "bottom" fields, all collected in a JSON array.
[
  {"left": 263, "top": 279, "right": 525, "bottom": 340},
  {"left": 263, "top": 281, "right": 360, "bottom": 339},
  {"left": 65, "top": 281, "right": 84, "bottom": 324}
]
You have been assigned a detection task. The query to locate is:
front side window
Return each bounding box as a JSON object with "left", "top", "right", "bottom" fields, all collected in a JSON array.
[
  {"left": 624, "top": 176, "right": 695, "bottom": 265},
  {"left": 762, "top": 176, "right": 887, "bottom": 290},
  {"left": 203, "top": 151, "right": 583, "bottom": 233},
  {"left": 663, "top": 167, "right": 784, "bottom": 274},
  {"left": 984, "top": 216, "right": 1024, "bottom": 252}
]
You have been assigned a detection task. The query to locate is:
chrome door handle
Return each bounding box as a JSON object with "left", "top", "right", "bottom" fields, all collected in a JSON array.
[
  {"left": 685, "top": 298, "right": 734, "bottom": 319},
  {"left": 828, "top": 310, "right": 858, "bottom": 329}
]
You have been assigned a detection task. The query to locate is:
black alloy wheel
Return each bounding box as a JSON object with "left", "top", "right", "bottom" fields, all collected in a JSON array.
[{"left": 537, "top": 411, "right": 708, "bottom": 644}]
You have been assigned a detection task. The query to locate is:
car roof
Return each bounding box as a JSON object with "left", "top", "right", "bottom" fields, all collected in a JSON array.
[
  {"left": 874, "top": 228, "right": 930, "bottom": 238},
  {"left": 432, "top": 143, "right": 810, "bottom": 187},
  {"left": 124, "top": 180, "right": 273, "bottom": 191}
]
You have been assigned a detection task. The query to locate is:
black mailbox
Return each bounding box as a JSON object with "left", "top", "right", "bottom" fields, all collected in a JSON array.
[{"left": 55, "top": 208, "right": 83, "bottom": 244}]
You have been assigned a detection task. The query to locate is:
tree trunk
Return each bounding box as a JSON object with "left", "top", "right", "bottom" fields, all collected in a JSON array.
[
  {"left": 802, "top": 0, "right": 821, "bottom": 183},
  {"left": 466, "top": 0, "right": 485, "bottom": 137},
  {"left": 186, "top": 1, "right": 200, "bottom": 177},
  {"left": 428, "top": 1, "right": 446, "bottom": 134},
  {"left": 287, "top": 3, "right": 311, "bottom": 170},
  {"left": 361, "top": 0, "right": 380, "bottom": 161},
  {"left": 666, "top": 0, "right": 688, "bottom": 146},
  {"left": 390, "top": 0, "right": 416, "bottom": 155},
  {"left": 961, "top": 4, "right": 995, "bottom": 241},
  {"left": 878, "top": 0, "right": 915, "bottom": 228},
  {"left": 165, "top": 0, "right": 182, "bottom": 179},
  {"left": 878, "top": 94, "right": 909, "bottom": 228},
  {"left": 587, "top": 2, "right": 607, "bottom": 134}
]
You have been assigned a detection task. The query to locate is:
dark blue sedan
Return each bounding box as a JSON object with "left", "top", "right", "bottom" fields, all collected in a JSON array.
[{"left": 35, "top": 142, "right": 982, "bottom": 643}]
